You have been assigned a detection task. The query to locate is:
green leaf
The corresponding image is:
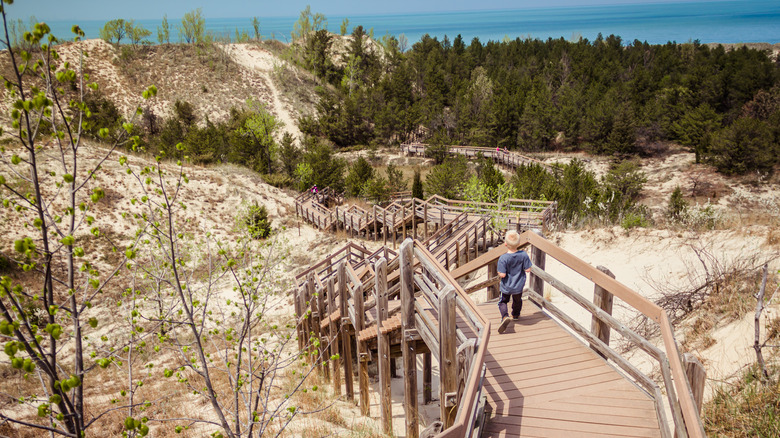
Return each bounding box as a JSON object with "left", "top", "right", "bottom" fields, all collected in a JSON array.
[
  {"left": 88, "top": 317, "right": 98, "bottom": 328},
  {"left": 11, "top": 154, "right": 21, "bottom": 165},
  {"left": 60, "top": 235, "right": 74, "bottom": 246}
]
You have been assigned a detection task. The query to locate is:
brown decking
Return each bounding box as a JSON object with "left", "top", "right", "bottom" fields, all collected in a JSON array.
[{"left": 478, "top": 302, "right": 662, "bottom": 438}]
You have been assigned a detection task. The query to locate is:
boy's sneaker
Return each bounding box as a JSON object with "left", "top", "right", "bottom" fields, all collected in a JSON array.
[
  {"left": 512, "top": 315, "right": 521, "bottom": 321},
  {"left": 498, "top": 316, "right": 511, "bottom": 334}
]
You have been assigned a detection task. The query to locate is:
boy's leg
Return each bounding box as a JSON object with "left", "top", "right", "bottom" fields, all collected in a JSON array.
[
  {"left": 511, "top": 292, "right": 523, "bottom": 319},
  {"left": 497, "top": 293, "right": 510, "bottom": 319},
  {"left": 497, "top": 293, "right": 512, "bottom": 333}
]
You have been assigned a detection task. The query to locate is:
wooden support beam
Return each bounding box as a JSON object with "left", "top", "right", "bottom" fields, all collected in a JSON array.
[
  {"left": 424, "top": 203, "right": 429, "bottom": 240},
  {"left": 411, "top": 199, "right": 416, "bottom": 239},
  {"left": 338, "top": 263, "right": 354, "bottom": 401},
  {"left": 327, "top": 277, "right": 341, "bottom": 396},
  {"left": 487, "top": 261, "right": 499, "bottom": 300},
  {"left": 591, "top": 265, "right": 615, "bottom": 357},
  {"left": 423, "top": 352, "right": 432, "bottom": 404},
  {"left": 529, "top": 230, "right": 546, "bottom": 296},
  {"left": 440, "top": 286, "right": 458, "bottom": 428},
  {"left": 393, "top": 211, "right": 397, "bottom": 250},
  {"left": 375, "top": 258, "right": 392, "bottom": 434},
  {"left": 355, "top": 282, "right": 370, "bottom": 416},
  {"left": 294, "top": 287, "right": 304, "bottom": 352},
  {"left": 400, "top": 239, "right": 419, "bottom": 438},
  {"left": 402, "top": 205, "right": 407, "bottom": 240},
  {"left": 684, "top": 353, "right": 706, "bottom": 414},
  {"left": 308, "top": 274, "right": 327, "bottom": 378}
]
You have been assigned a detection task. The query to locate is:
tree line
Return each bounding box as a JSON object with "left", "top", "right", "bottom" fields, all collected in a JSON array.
[{"left": 296, "top": 19, "right": 780, "bottom": 176}]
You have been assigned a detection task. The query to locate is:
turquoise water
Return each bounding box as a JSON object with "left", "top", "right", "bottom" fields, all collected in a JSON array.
[{"left": 38, "top": 1, "right": 780, "bottom": 45}]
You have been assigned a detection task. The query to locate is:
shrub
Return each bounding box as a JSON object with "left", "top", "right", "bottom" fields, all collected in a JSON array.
[
  {"left": 241, "top": 202, "right": 272, "bottom": 239},
  {"left": 621, "top": 211, "right": 649, "bottom": 230},
  {"left": 425, "top": 155, "right": 470, "bottom": 199},
  {"left": 667, "top": 186, "right": 688, "bottom": 223},
  {"left": 345, "top": 156, "right": 374, "bottom": 197},
  {"left": 411, "top": 169, "right": 424, "bottom": 199},
  {"left": 709, "top": 117, "right": 778, "bottom": 175}
]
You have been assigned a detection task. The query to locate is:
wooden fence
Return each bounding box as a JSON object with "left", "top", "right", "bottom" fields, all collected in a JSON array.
[{"left": 293, "top": 230, "right": 706, "bottom": 438}]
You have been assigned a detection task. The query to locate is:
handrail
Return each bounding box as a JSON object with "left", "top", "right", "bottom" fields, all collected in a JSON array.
[
  {"left": 401, "top": 142, "right": 555, "bottom": 173},
  {"left": 519, "top": 231, "right": 705, "bottom": 438},
  {"left": 409, "top": 241, "right": 490, "bottom": 438}
]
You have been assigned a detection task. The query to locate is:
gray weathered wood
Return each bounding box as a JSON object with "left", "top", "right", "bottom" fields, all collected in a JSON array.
[
  {"left": 375, "top": 258, "right": 392, "bottom": 434},
  {"left": 423, "top": 352, "right": 432, "bottom": 404},
  {"left": 684, "top": 353, "right": 706, "bottom": 413},
  {"left": 338, "top": 262, "right": 354, "bottom": 401},
  {"left": 400, "top": 239, "right": 419, "bottom": 438},
  {"left": 487, "top": 261, "right": 499, "bottom": 300},
  {"left": 440, "top": 286, "right": 458, "bottom": 428},
  {"left": 327, "top": 277, "right": 341, "bottom": 396},
  {"left": 591, "top": 265, "right": 615, "bottom": 358},
  {"left": 529, "top": 230, "right": 546, "bottom": 296},
  {"left": 354, "top": 282, "right": 369, "bottom": 416}
]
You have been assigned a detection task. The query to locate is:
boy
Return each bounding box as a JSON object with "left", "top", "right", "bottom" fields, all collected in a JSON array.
[{"left": 497, "top": 230, "right": 533, "bottom": 334}]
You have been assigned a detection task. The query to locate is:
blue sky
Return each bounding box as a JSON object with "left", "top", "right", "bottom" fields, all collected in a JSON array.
[{"left": 8, "top": 0, "right": 726, "bottom": 21}]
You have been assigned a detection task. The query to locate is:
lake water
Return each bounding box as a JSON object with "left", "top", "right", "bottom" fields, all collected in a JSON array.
[{"left": 37, "top": 1, "right": 780, "bottom": 46}]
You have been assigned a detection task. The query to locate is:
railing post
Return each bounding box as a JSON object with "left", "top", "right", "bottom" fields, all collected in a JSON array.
[
  {"left": 375, "top": 259, "right": 392, "bottom": 434},
  {"left": 309, "top": 273, "right": 327, "bottom": 379},
  {"left": 590, "top": 266, "right": 615, "bottom": 357},
  {"left": 392, "top": 211, "right": 397, "bottom": 250},
  {"left": 354, "top": 283, "right": 369, "bottom": 416},
  {"left": 373, "top": 206, "right": 378, "bottom": 241},
  {"left": 383, "top": 209, "right": 387, "bottom": 247},
  {"left": 338, "top": 262, "right": 354, "bottom": 401},
  {"left": 327, "top": 277, "right": 341, "bottom": 396},
  {"left": 424, "top": 203, "right": 429, "bottom": 240},
  {"left": 402, "top": 204, "right": 407, "bottom": 240},
  {"left": 411, "top": 198, "right": 416, "bottom": 239},
  {"left": 294, "top": 286, "right": 304, "bottom": 352},
  {"left": 529, "top": 230, "right": 546, "bottom": 296},
  {"left": 440, "top": 286, "right": 458, "bottom": 428},
  {"left": 400, "top": 239, "right": 419, "bottom": 438},
  {"left": 423, "top": 352, "right": 432, "bottom": 404},
  {"left": 488, "top": 260, "right": 499, "bottom": 300},
  {"left": 684, "top": 353, "right": 706, "bottom": 414}
]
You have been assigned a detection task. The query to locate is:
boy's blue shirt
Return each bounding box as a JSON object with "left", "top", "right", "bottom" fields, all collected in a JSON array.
[{"left": 497, "top": 250, "right": 533, "bottom": 294}]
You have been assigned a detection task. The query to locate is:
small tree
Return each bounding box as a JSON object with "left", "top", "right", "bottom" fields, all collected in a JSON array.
[
  {"left": 125, "top": 19, "right": 151, "bottom": 47},
  {"left": 157, "top": 14, "right": 170, "bottom": 44},
  {"left": 385, "top": 163, "right": 407, "bottom": 193},
  {"left": 0, "top": 13, "right": 154, "bottom": 435},
  {"left": 340, "top": 17, "right": 349, "bottom": 36},
  {"left": 344, "top": 156, "right": 374, "bottom": 197},
  {"left": 425, "top": 156, "right": 470, "bottom": 200},
  {"left": 99, "top": 18, "right": 126, "bottom": 44},
  {"left": 667, "top": 186, "right": 688, "bottom": 223},
  {"left": 251, "top": 16, "right": 261, "bottom": 40},
  {"left": 179, "top": 8, "right": 205, "bottom": 44},
  {"left": 411, "top": 169, "right": 424, "bottom": 199},
  {"left": 234, "top": 99, "right": 280, "bottom": 174}
]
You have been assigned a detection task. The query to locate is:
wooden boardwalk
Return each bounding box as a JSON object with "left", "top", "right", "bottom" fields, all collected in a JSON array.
[{"left": 479, "top": 302, "right": 662, "bottom": 438}]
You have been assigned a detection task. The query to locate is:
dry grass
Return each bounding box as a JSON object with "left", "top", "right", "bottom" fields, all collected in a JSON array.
[{"left": 704, "top": 361, "right": 780, "bottom": 437}]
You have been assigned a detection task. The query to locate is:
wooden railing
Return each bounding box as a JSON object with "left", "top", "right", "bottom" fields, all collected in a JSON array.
[
  {"left": 295, "top": 229, "right": 705, "bottom": 438},
  {"left": 401, "top": 142, "right": 555, "bottom": 174},
  {"left": 516, "top": 232, "right": 705, "bottom": 438}
]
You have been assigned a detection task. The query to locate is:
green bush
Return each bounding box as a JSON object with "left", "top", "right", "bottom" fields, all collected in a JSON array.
[
  {"left": 345, "top": 156, "right": 374, "bottom": 197},
  {"left": 709, "top": 117, "right": 778, "bottom": 175},
  {"left": 621, "top": 211, "right": 649, "bottom": 230},
  {"left": 667, "top": 186, "right": 688, "bottom": 223},
  {"left": 260, "top": 173, "right": 293, "bottom": 189},
  {"left": 241, "top": 202, "right": 271, "bottom": 239},
  {"left": 411, "top": 169, "right": 424, "bottom": 199}
]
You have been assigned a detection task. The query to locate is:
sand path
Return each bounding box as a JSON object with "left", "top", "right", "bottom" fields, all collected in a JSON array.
[{"left": 224, "top": 44, "right": 302, "bottom": 141}]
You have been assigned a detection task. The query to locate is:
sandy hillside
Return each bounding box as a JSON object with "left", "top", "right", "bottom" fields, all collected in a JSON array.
[{"left": 45, "top": 40, "right": 316, "bottom": 137}]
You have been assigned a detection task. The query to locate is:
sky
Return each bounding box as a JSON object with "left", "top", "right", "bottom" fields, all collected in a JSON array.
[{"left": 8, "top": 0, "right": 728, "bottom": 21}]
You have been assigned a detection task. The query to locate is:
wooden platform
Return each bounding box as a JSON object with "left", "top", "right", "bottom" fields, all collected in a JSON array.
[{"left": 478, "top": 301, "right": 662, "bottom": 438}]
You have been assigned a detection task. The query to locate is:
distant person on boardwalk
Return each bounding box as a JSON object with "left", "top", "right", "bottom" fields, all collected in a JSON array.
[{"left": 497, "top": 230, "right": 533, "bottom": 334}]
